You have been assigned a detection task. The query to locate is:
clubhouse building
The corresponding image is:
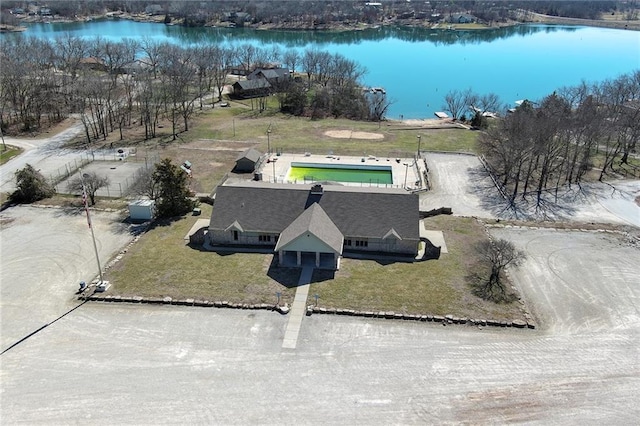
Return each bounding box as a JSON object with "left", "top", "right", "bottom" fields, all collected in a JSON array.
[{"left": 208, "top": 181, "right": 420, "bottom": 270}]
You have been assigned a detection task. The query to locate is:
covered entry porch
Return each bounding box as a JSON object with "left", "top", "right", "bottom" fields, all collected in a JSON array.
[
  {"left": 278, "top": 250, "right": 340, "bottom": 270},
  {"left": 274, "top": 203, "right": 343, "bottom": 271}
]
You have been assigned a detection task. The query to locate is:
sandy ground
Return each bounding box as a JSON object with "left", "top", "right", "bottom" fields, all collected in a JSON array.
[
  {"left": 321, "top": 118, "right": 464, "bottom": 140},
  {"left": 324, "top": 130, "right": 384, "bottom": 140}
]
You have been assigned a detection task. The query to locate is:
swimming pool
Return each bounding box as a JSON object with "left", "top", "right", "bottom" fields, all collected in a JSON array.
[{"left": 287, "top": 162, "right": 393, "bottom": 185}]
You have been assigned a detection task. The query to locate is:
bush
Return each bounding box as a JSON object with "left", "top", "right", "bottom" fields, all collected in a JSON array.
[{"left": 10, "top": 164, "right": 55, "bottom": 203}]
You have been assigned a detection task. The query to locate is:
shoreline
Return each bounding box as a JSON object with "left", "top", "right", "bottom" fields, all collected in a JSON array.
[{"left": 7, "top": 11, "right": 640, "bottom": 33}]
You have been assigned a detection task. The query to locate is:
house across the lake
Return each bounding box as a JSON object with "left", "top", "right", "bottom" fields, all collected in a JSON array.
[{"left": 208, "top": 181, "right": 420, "bottom": 270}]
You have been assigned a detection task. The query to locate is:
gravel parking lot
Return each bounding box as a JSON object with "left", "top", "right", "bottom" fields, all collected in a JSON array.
[
  {"left": 421, "top": 152, "right": 504, "bottom": 218},
  {"left": 2, "top": 141, "right": 639, "bottom": 423},
  {"left": 422, "top": 152, "right": 640, "bottom": 225},
  {"left": 1, "top": 224, "right": 639, "bottom": 424},
  {"left": 0, "top": 206, "right": 133, "bottom": 350},
  {"left": 1, "top": 300, "right": 638, "bottom": 424},
  {"left": 489, "top": 227, "right": 640, "bottom": 334}
]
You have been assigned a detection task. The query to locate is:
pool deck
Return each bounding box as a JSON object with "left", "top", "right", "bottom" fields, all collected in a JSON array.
[{"left": 260, "top": 153, "right": 426, "bottom": 190}]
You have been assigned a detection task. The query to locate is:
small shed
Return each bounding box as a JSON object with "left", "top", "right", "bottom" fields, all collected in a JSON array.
[
  {"left": 128, "top": 200, "right": 155, "bottom": 221},
  {"left": 235, "top": 148, "right": 262, "bottom": 173}
]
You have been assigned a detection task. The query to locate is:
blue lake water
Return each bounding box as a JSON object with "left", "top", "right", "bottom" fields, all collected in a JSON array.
[{"left": 6, "top": 20, "right": 640, "bottom": 119}]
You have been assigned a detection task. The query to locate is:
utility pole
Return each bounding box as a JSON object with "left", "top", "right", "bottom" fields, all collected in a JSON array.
[{"left": 80, "top": 170, "right": 104, "bottom": 285}]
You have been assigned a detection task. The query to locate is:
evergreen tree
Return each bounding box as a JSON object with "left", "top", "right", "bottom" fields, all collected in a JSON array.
[
  {"left": 11, "top": 164, "right": 55, "bottom": 203},
  {"left": 152, "top": 159, "right": 196, "bottom": 218}
]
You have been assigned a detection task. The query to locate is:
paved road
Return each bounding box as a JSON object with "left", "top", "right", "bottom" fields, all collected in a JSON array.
[{"left": 1, "top": 121, "right": 87, "bottom": 193}]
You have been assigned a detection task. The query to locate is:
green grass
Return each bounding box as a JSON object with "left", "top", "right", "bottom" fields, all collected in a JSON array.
[
  {"left": 309, "top": 216, "right": 524, "bottom": 319},
  {"left": 94, "top": 106, "right": 523, "bottom": 320},
  {"left": 180, "top": 106, "right": 478, "bottom": 154},
  {"left": 0, "top": 145, "right": 23, "bottom": 165},
  {"left": 105, "top": 203, "right": 298, "bottom": 305},
  {"left": 144, "top": 105, "right": 478, "bottom": 194},
  {"left": 105, "top": 208, "right": 525, "bottom": 320}
]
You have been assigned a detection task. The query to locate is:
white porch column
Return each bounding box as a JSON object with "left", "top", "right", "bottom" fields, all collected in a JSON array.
[
  {"left": 315, "top": 252, "right": 320, "bottom": 267},
  {"left": 296, "top": 251, "right": 301, "bottom": 266},
  {"left": 279, "top": 251, "right": 284, "bottom": 265}
]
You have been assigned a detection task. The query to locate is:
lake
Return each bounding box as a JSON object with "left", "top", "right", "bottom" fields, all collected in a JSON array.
[{"left": 6, "top": 20, "right": 640, "bottom": 119}]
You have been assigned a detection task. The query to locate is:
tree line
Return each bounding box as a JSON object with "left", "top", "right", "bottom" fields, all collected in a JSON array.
[
  {"left": 479, "top": 71, "right": 640, "bottom": 208},
  {"left": 0, "top": 35, "right": 387, "bottom": 142},
  {"left": 2, "top": 1, "right": 634, "bottom": 28}
]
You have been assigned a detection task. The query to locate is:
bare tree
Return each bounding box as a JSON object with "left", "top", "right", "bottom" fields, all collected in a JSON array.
[
  {"left": 282, "top": 50, "right": 300, "bottom": 74},
  {"left": 158, "top": 45, "right": 198, "bottom": 139},
  {"left": 128, "top": 166, "right": 159, "bottom": 200},
  {"left": 302, "top": 48, "right": 321, "bottom": 89},
  {"left": 67, "top": 172, "right": 110, "bottom": 206},
  {"left": 442, "top": 88, "right": 473, "bottom": 120},
  {"left": 474, "top": 239, "right": 526, "bottom": 302}
]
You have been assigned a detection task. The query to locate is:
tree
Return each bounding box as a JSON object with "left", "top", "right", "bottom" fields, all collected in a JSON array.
[
  {"left": 474, "top": 239, "right": 526, "bottom": 302},
  {"left": 129, "top": 165, "right": 159, "bottom": 200},
  {"left": 11, "top": 164, "right": 55, "bottom": 203},
  {"left": 278, "top": 81, "right": 307, "bottom": 116},
  {"left": 153, "top": 158, "right": 196, "bottom": 218},
  {"left": 67, "top": 171, "right": 110, "bottom": 206},
  {"left": 442, "top": 88, "right": 473, "bottom": 120}
]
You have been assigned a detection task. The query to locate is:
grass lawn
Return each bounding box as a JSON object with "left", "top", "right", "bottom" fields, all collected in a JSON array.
[
  {"left": 104, "top": 205, "right": 525, "bottom": 321},
  {"left": 309, "top": 216, "right": 525, "bottom": 320},
  {"left": 104, "top": 203, "right": 298, "bottom": 305},
  {"left": 91, "top": 108, "right": 623, "bottom": 320},
  {"left": 63, "top": 104, "right": 523, "bottom": 320},
  {"left": 120, "top": 105, "right": 478, "bottom": 194},
  {"left": 0, "top": 145, "right": 23, "bottom": 165}
]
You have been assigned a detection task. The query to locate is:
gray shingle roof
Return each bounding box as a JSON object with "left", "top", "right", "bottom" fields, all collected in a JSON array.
[
  {"left": 210, "top": 182, "right": 419, "bottom": 240},
  {"left": 275, "top": 203, "right": 343, "bottom": 253},
  {"left": 233, "top": 79, "right": 271, "bottom": 90},
  {"left": 248, "top": 68, "right": 289, "bottom": 81},
  {"left": 236, "top": 148, "right": 262, "bottom": 163}
]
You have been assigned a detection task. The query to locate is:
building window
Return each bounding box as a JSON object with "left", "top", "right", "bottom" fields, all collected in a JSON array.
[
  {"left": 259, "top": 235, "right": 271, "bottom": 242},
  {"left": 345, "top": 239, "right": 352, "bottom": 246},
  {"left": 233, "top": 230, "right": 238, "bottom": 241},
  {"left": 355, "top": 240, "right": 368, "bottom": 248}
]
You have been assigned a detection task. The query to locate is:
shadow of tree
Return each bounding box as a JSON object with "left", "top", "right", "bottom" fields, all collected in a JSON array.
[
  {"left": 467, "top": 268, "right": 518, "bottom": 304},
  {"left": 468, "top": 165, "right": 586, "bottom": 221}
]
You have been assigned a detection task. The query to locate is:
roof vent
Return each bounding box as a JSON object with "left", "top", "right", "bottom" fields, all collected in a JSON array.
[{"left": 310, "top": 184, "right": 323, "bottom": 195}]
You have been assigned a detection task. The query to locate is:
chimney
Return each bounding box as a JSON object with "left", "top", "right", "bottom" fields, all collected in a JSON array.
[{"left": 310, "top": 184, "right": 323, "bottom": 195}]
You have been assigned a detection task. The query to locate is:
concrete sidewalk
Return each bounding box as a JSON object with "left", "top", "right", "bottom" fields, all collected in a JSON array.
[{"left": 281, "top": 265, "right": 313, "bottom": 349}]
